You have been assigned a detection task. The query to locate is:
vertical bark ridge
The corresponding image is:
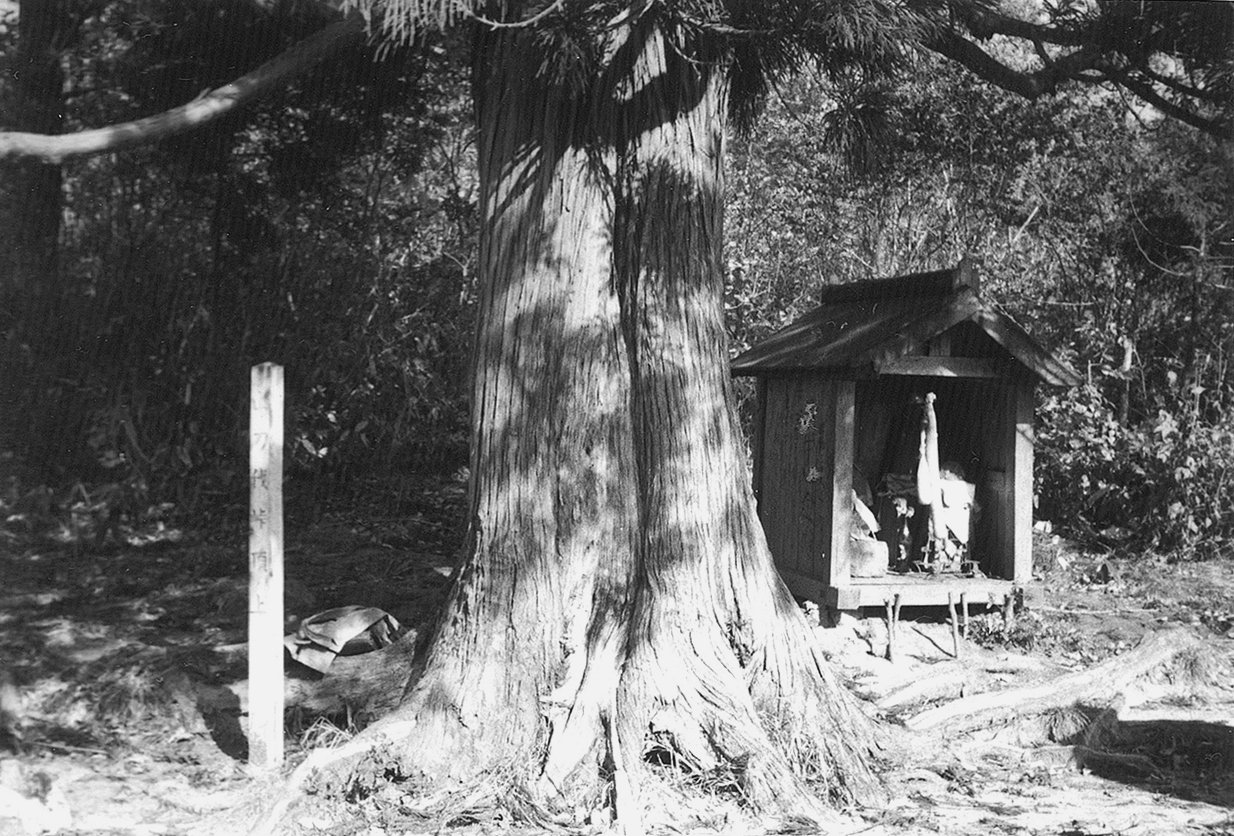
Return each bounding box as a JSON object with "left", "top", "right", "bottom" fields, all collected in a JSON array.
[
  {"left": 606, "top": 18, "right": 883, "bottom": 819},
  {"left": 605, "top": 19, "right": 818, "bottom": 820},
  {"left": 375, "top": 28, "right": 638, "bottom": 786}
]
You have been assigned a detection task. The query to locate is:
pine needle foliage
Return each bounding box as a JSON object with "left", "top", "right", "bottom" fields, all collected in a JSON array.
[
  {"left": 344, "top": 0, "right": 927, "bottom": 143},
  {"left": 339, "top": 0, "right": 1232, "bottom": 167}
]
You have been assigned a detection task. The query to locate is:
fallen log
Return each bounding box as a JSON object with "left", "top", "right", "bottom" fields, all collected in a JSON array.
[{"left": 905, "top": 628, "right": 1203, "bottom": 733}]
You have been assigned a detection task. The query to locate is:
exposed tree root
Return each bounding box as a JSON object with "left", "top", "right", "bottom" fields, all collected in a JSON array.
[
  {"left": 252, "top": 601, "right": 889, "bottom": 836},
  {"left": 906, "top": 627, "right": 1204, "bottom": 733},
  {"left": 751, "top": 628, "right": 891, "bottom": 806},
  {"left": 619, "top": 644, "right": 836, "bottom": 828},
  {"left": 248, "top": 718, "right": 417, "bottom": 836}
]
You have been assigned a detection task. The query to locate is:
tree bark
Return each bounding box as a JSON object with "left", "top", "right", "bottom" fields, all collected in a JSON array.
[
  {"left": 326, "top": 16, "right": 885, "bottom": 827},
  {"left": 357, "top": 19, "right": 641, "bottom": 793},
  {"left": 606, "top": 22, "right": 883, "bottom": 816}
]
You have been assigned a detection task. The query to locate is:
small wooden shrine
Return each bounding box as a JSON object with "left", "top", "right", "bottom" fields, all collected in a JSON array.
[{"left": 731, "top": 261, "right": 1080, "bottom": 614}]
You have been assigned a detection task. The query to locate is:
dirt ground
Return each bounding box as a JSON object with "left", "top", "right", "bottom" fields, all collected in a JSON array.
[{"left": 1, "top": 476, "right": 1232, "bottom": 836}]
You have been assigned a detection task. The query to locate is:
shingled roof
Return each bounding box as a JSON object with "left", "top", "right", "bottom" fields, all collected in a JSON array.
[{"left": 730, "top": 262, "right": 1081, "bottom": 387}]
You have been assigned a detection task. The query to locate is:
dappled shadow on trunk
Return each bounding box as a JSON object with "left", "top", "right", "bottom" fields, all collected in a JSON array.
[
  {"left": 603, "top": 18, "right": 886, "bottom": 818},
  {"left": 276, "top": 14, "right": 884, "bottom": 835},
  {"left": 341, "top": 17, "right": 643, "bottom": 796},
  {"left": 371, "top": 19, "right": 727, "bottom": 800}
]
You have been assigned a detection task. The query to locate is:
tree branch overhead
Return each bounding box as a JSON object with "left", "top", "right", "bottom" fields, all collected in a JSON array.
[
  {"left": 0, "top": 15, "right": 366, "bottom": 163},
  {"left": 921, "top": 0, "right": 1233, "bottom": 141},
  {"left": 1, "top": 1, "right": 1229, "bottom": 164}
]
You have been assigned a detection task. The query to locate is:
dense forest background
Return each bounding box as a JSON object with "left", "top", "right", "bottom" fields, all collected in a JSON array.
[{"left": 2, "top": 0, "right": 1232, "bottom": 560}]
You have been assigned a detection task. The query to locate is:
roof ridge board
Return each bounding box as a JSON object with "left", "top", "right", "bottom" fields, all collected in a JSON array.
[{"left": 813, "top": 266, "right": 970, "bottom": 305}]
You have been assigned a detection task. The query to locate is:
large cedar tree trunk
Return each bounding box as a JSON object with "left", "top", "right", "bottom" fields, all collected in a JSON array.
[{"left": 350, "top": 16, "right": 885, "bottom": 823}]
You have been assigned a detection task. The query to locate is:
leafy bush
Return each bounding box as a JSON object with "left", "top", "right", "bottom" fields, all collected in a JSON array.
[
  {"left": 966, "top": 609, "right": 1088, "bottom": 658},
  {"left": 1037, "top": 383, "right": 1234, "bottom": 559}
]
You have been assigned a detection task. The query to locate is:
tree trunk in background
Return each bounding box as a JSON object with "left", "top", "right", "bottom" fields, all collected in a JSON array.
[
  {"left": 0, "top": 0, "right": 67, "bottom": 306},
  {"left": 352, "top": 16, "right": 885, "bottom": 824}
]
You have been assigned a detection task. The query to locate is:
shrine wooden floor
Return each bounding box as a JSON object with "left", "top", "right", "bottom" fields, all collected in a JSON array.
[
  {"left": 778, "top": 566, "right": 1018, "bottom": 612},
  {"left": 825, "top": 573, "right": 1017, "bottom": 610}
]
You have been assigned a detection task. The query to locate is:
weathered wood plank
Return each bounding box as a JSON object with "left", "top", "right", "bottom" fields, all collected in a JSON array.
[
  {"left": 824, "top": 576, "right": 1017, "bottom": 609},
  {"left": 759, "top": 378, "right": 822, "bottom": 577},
  {"left": 828, "top": 379, "right": 855, "bottom": 587},
  {"left": 249, "top": 362, "right": 285, "bottom": 772},
  {"left": 1011, "top": 381, "right": 1035, "bottom": 583}
]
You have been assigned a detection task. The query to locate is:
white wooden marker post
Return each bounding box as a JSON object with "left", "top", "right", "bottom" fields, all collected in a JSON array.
[{"left": 249, "top": 362, "right": 285, "bottom": 771}]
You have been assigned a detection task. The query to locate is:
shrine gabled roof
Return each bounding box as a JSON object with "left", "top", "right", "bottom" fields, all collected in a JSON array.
[{"left": 729, "top": 263, "right": 1081, "bottom": 387}]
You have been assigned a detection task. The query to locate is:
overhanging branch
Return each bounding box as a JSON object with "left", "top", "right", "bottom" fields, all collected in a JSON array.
[
  {"left": 1142, "top": 66, "right": 1228, "bottom": 105},
  {"left": 925, "top": 30, "right": 1061, "bottom": 99},
  {"left": 1113, "top": 72, "right": 1234, "bottom": 140},
  {"left": 962, "top": 7, "right": 1089, "bottom": 48},
  {"left": 926, "top": 29, "right": 1232, "bottom": 140},
  {"left": 0, "top": 15, "right": 365, "bottom": 163}
]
